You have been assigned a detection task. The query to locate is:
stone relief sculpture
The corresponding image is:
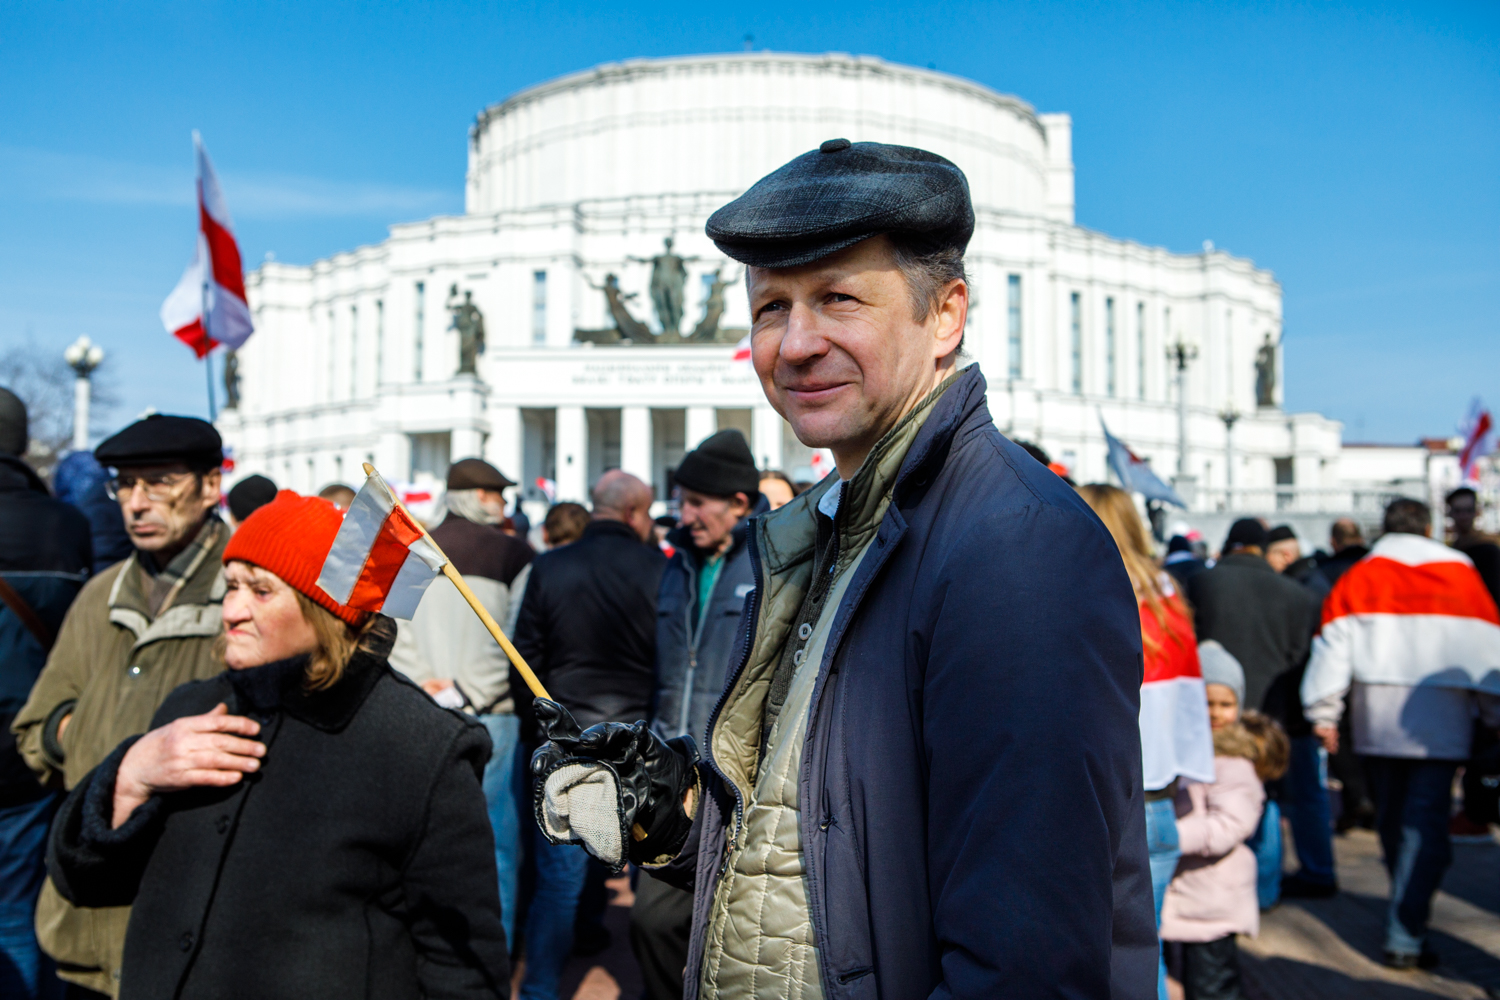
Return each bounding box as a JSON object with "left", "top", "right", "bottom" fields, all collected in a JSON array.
[
  {"left": 690, "top": 267, "right": 740, "bottom": 342},
  {"left": 587, "top": 273, "right": 654, "bottom": 344},
  {"left": 574, "top": 245, "right": 743, "bottom": 346},
  {"left": 1255, "top": 333, "right": 1278, "bottom": 408},
  {"left": 447, "top": 285, "right": 486, "bottom": 374}
]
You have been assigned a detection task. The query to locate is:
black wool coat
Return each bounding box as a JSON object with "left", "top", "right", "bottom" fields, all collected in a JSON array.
[
  {"left": 511, "top": 518, "right": 666, "bottom": 738},
  {"left": 48, "top": 631, "right": 510, "bottom": 1000}
]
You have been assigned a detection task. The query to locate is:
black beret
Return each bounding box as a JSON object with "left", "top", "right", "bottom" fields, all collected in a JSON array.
[
  {"left": 1265, "top": 525, "right": 1298, "bottom": 546},
  {"left": 674, "top": 429, "right": 760, "bottom": 500},
  {"left": 1224, "top": 518, "right": 1270, "bottom": 552},
  {"left": 447, "top": 457, "right": 515, "bottom": 491},
  {"left": 95, "top": 414, "right": 222, "bottom": 470},
  {"left": 227, "top": 474, "right": 278, "bottom": 522},
  {"left": 706, "top": 140, "right": 975, "bottom": 269}
]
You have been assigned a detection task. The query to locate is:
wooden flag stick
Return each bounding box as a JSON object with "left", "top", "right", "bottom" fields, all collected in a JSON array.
[{"left": 363, "top": 463, "right": 552, "bottom": 703}]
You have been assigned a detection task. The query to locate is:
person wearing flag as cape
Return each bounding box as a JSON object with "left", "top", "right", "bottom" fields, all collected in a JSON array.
[
  {"left": 528, "top": 140, "right": 1156, "bottom": 998},
  {"left": 46, "top": 490, "right": 509, "bottom": 999}
]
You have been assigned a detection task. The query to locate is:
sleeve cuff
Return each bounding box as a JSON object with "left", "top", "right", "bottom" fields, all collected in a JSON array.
[
  {"left": 79, "top": 737, "right": 163, "bottom": 849},
  {"left": 41, "top": 699, "right": 77, "bottom": 767}
]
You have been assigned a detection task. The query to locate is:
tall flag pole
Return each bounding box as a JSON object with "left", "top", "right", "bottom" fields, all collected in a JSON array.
[{"left": 160, "top": 131, "right": 253, "bottom": 419}]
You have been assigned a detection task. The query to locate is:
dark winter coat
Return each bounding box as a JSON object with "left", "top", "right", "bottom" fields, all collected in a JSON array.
[
  {"left": 652, "top": 366, "right": 1156, "bottom": 1000},
  {"left": 1188, "top": 552, "right": 1320, "bottom": 713},
  {"left": 652, "top": 518, "right": 757, "bottom": 742},
  {"left": 0, "top": 454, "right": 91, "bottom": 807},
  {"left": 1304, "top": 544, "right": 1369, "bottom": 603},
  {"left": 47, "top": 628, "right": 509, "bottom": 1000},
  {"left": 511, "top": 519, "right": 666, "bottom": 739}
]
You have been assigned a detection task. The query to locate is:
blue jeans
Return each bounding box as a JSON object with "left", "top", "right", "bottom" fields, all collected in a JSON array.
[
  {"left": 1365, "top": 757, "right": 1458, "bottom": 956},
  {"left": 0, "top": 794, "right": 61, "bottom": 1000},
  {"left": 519, "top": 831, "right": 591, "bottom": 1000},
  {"left": 1144, "top": 797, "right": 1181, "bottom": 1000},
  {"left": 1282, "top": 735, "right": 1336, "bottom": 886},
  {"left": 1246, "top": 799, "right": 1282, "bottom": 909},
  {"left": 479, "top": 713, "right": 521, "bottom": 951}
]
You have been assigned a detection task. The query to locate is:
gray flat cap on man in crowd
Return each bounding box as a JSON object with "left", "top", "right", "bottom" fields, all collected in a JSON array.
[{"left": 706, "top": 139, "right": 975, "bottom": 269}]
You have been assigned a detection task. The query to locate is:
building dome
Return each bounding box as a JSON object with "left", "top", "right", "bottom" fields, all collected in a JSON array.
[{"left": 466, "top": 52, "right": 1063, "bottom": 220}]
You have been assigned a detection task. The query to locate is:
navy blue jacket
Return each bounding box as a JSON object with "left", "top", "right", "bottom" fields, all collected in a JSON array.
[
  {"left": 0, "top": 454, "right": 91, "bottom": 805},
  {"left": 656, "top": 367, "right": 1156, "bottom": 1000},
  {"left": 653, "top": 518, "right": 758, "bottom": 743}
]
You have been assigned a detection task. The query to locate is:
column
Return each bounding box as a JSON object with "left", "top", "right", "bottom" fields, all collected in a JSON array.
[
  {"left": 752, "top": 406, "right": 784, "bottom": 471},
  {"left": 556, "top": 405, "right": 587, "bottom": 502},
  {"left": 451, "top": 427, "right": 484, "bottom": 461},
  {"left": 487, "top": 405, "right": 522, "bottom": 485},
  {"left": 620, "top": 406, "right": 652, "bottom": 485},
  {"left": 685, "top": 407, "right": 716, "bottom": 451}
]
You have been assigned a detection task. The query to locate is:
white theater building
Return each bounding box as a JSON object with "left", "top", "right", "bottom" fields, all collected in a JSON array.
[{"left": 222, "top": 51, "right": 1413, "bottom": 533}]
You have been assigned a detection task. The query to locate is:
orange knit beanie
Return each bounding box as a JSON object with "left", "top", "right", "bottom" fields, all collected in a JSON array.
[{"left": 222, "top": 490, "right": 367, "bottom": 625}]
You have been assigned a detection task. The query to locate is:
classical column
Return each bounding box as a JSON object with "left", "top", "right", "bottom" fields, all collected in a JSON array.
[
  {"left": 752, "top": 406, "right": 784, "bottom": 471},
  {"left": 487, "top": 405, "right": 522, "bottom": 484},
  {"left": 685, "top": 407, "right": 716, "bottom": 451},
  {"left": 620, "top": 406, "right": 653, "bottom": 485},
  {"left": 451, "top": 427, "right": 484, "bottom": 462},
  {"left": 556, "top": 405, "right": 587, "bottom": 502}
]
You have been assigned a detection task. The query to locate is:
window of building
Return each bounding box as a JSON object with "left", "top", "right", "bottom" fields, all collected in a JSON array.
[
  {"left": 1163, "top": 305, "right": 1173, "bottom": 386},
  {"left": 1007, "top": 275, "right": 1022, "bottom": 379},
  {"left": 532, "top": 271, "right": 547, "bottom": 345},
  {"left": 414, "top": 281, "right": 425, "bottom": 381},
  {"left": 327, "top": 309, "right": 336, "bottom": 402},
  {"left": 1136, "top": 302, "right": 1146, "bottom": 400},
  {"left": 1275, "top": 457, "right": 1295, "bottom": 510},
  {"left": 349, "top": 305, "right": 358, "bottom": 398},
  {"left": 375, "top": 299, "right": 384, "bottom": 387},
  {"left": 1105, "top": 297, "right": 1117, "bottom": 397},
  {"left": 1069, "top": 292, "right": 1082, "bottom": 394}
]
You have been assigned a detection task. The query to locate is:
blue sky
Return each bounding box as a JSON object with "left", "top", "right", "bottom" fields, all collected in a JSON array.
[{"left": 1, "top": 0, "right": 1495, "bottom": 443}]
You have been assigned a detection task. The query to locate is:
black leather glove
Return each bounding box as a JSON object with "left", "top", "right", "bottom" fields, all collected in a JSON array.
[{"left": 530, "top": 699, "right": 698, "bottom": 871}]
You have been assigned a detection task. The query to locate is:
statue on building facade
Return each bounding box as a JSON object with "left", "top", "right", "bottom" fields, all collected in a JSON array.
[
  {"left": 586, "top": 273, "right": 654, "bottom": 343},
  {"left": 691, "top": 267, "right": 740, "bottom": 342},
  {"left": 446, "top": 285, "right": 486, "bottom": 374},
  {"left": 222, "top": 349, "right": 241, "bottom": 409},
  {"left": 629, "top": 236, "right": 699, "bottom": 334},
  {"left": 1255, "top": 333, "right": 1278, "bottom": 408}
]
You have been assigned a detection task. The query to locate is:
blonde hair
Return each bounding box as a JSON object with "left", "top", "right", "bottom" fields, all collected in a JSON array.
[
  {"left": 1239, "top": 710, "right": 1290, "bottom": 782},
  {"left": 219, "top": 562, "right": 376, "bottom": 690},
  {"left": 1075, "top": 483, "right": 1190, "bottom": 653}
]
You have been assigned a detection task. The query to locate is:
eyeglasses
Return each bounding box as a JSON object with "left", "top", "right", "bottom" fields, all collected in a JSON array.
[{"left": 105, "top": 472, "right": 196, "bottom": 503}]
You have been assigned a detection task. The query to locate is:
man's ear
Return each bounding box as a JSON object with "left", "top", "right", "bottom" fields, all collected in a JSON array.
[{"left": 933, "top": 280, "right": 968, "bottom": 358}]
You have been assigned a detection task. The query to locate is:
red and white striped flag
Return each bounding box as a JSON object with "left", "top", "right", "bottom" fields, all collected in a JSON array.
[
  {"left": 317, "top": 471, "right": 446, "bottom": 620},
  {"left": 160, "top": 132, "right": 254, "bottom": 358}
]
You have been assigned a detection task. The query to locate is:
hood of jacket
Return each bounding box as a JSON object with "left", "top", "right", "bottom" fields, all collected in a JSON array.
[{"left": 0, "top": 453, "right": 47, "bottom": 495}]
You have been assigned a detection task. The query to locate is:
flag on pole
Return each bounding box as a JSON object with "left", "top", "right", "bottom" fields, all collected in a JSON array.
[
  {"left": 731, "top": 333, "right": 752, "bottom": 365},
  {"left": 1458, "top": 399, "right": 1494, "bottom": 485},
  {"left": 316, "top": 471, "right": 446, "bottom": 619},
  {"left": 1101, "top": 416, "right": 1185, "bottom": 507},
  {"left": 160, "top": 132, "right": 254, "bottom": 358}
]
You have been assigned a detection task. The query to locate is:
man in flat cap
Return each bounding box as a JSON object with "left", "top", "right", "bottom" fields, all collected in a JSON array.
[
  {"left": 12, "top": 414, "right": 229, "bottom": 997},
  {"left": 389, "top": 456, "right": 533, "bottom": 950},
  {"left": 529, "top": 141, "right": 1155, "bottom": 999}
]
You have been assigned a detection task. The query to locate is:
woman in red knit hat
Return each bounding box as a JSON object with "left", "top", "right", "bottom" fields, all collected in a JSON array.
[{"left": 48, "top": 491, "right": 510, "bottom": 999}]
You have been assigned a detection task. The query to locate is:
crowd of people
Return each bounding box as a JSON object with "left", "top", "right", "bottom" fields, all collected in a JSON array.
[{"left": 2, "top": 138, "right": 1498, "bottom": 1000}]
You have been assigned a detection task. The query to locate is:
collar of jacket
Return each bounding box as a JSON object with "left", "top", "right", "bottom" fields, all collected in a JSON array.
[
  {"left": 230, "top": 617, "right": 396, "bottom": 732},
  {"left": 108, "top": 516, "right": 228, "bottom": 644},
  {"left": 583, "top": 518, "right": 645, "bottom": 544},
  {"left": 1219, "top": 552, "right": 1273, "bottom": 573},
  {"left": 0, "top": 454, "right": 47, "bottom": 495}
]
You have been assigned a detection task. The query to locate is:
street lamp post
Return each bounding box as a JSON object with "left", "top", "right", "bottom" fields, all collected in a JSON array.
[
  {"left": 63, "top": 336, "right": 104, "bottom": 452},
  {"left": 1219, "top": 403, "right": 1241, "bottom": 511},
  {"left": 1166, "top": 337, "right": 1198, "bottom": 506}
]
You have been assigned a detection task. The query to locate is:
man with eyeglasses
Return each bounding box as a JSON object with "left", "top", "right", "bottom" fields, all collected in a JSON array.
[{"left": 12, "top": 414, "right": 228, "bottom": 999}]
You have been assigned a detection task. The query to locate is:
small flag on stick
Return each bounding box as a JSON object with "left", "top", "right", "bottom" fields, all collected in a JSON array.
[{"left": 319, "top": 465, "right": 552, "bottom": 701}]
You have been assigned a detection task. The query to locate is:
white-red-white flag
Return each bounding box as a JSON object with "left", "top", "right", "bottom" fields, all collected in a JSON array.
[
  {"left": 160, "top": 132, "right": 254, "bottom": 358},
  {"left": 1459, "top": 399, "right": 1494, "bottom": 485},
  {"left": 316, "top": 471, "right": 446, "bottom": 620}
]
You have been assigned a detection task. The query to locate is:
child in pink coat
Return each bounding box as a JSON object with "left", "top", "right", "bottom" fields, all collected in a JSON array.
[{"left": 1160, "top": 642, "right": 1283, "bottom": 1000}]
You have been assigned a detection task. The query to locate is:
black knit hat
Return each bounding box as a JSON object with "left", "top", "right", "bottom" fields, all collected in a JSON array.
[
  {"left": 95, "top": 414, "right": 222, "bottom": 471},
  {"left": 674, "top": 429, "right": 760, "bottom": 500},
  {"left": 227, "top": 474, "right": 279, "bottom": 523},
  {"left": 1266, "top": 525, "right": 1297, "bottom": 546},
  {"left": 1224, "top": 518, "right": 1270, "bottom": 552}
]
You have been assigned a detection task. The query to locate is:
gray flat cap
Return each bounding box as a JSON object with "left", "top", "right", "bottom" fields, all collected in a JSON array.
[{"left": 706, "top": 139, "right": 974, "bottom": 269}]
